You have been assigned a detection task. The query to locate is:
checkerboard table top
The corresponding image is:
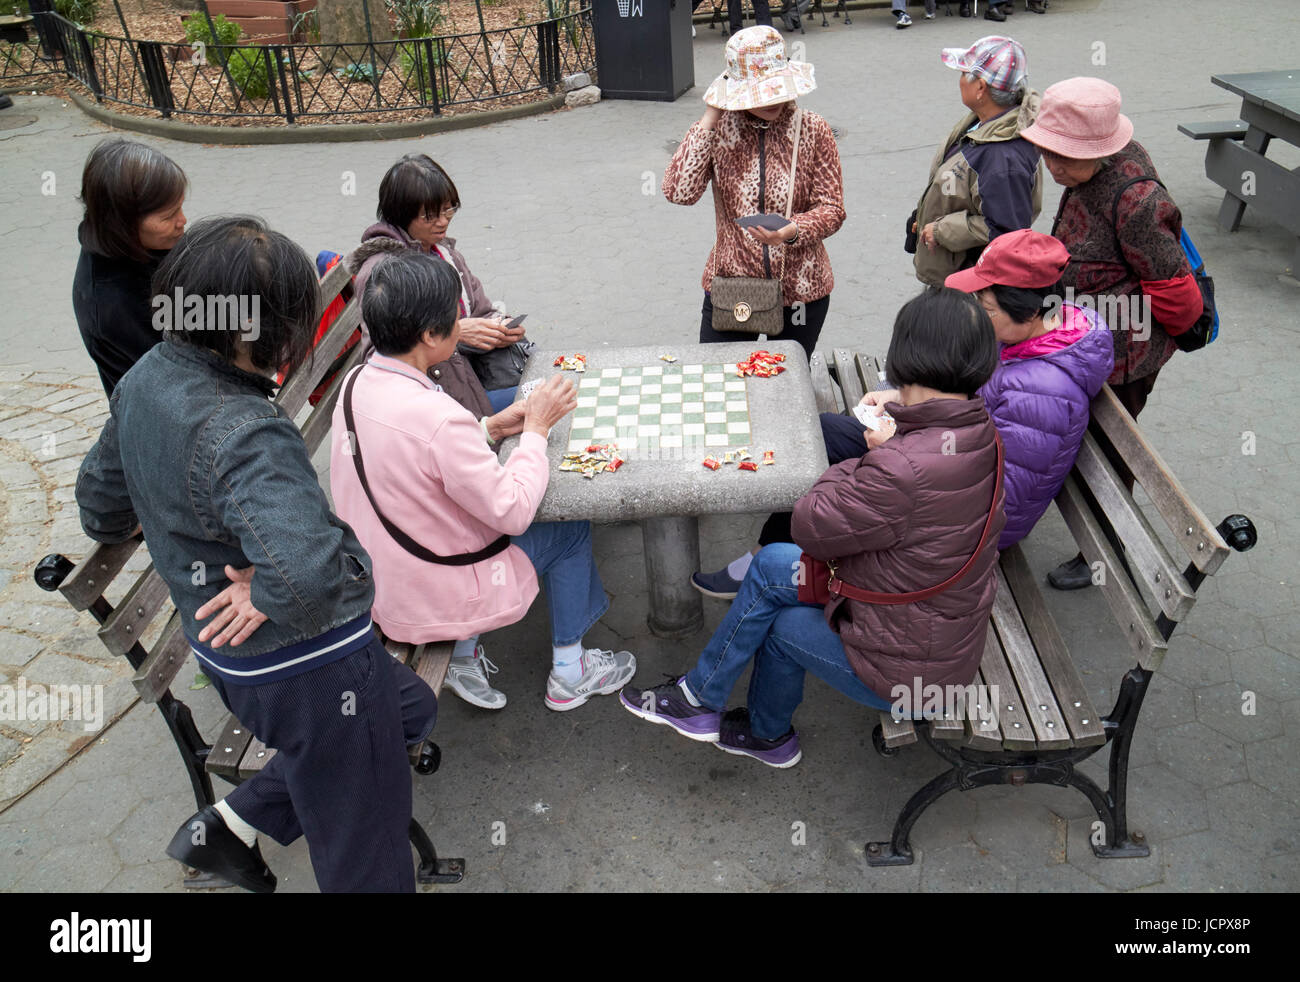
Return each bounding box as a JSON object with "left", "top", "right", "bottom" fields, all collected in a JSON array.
[
  {"left": 499, "top": 342, "right": 829, "bottom": 524},
  {"left": 567, "top": 362, "right": 752, "bottom": 457}
]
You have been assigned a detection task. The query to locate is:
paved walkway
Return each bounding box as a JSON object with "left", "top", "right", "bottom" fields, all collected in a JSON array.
[{"left": 1, "top": 0, "right": 1298, "bottom": 891}]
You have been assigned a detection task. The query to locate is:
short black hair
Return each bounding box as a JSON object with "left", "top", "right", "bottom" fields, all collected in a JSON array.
[
  {"left": 152, "top": 216, "right": 319, "bottom": 375},
  {"left": 79, "top": 137, "right": 188, "bottom": 263},
  {"left": 362, "top": 252, "right": 461, "bottom": 357},
  {"left": 986, "top": 280, "right": 1065, "bottom": 324},
  {"left": 885, "top": 288, "right": 999, "bottom": 397},
  {"left": 376, "top": 154, "right": 460, "bottom": 231}
]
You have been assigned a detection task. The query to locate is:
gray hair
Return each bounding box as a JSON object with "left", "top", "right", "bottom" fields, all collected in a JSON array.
[{"left": 988, "top": 83, "right": 1025, "bottom": 108}]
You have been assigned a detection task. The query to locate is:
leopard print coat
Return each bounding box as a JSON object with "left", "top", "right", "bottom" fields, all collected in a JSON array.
[{"left": 663, "top": 100, "right": 845, "bottom": 303}]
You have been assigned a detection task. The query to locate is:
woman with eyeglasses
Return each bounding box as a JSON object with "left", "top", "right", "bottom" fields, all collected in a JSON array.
[{"left": 348, "top": 154, "right": 530, "bottom": 417}]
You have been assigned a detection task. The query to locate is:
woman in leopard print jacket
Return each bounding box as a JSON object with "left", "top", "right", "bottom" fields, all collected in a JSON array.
[{"left": 662, "top": 26, "right": 845, "bottom": 360}]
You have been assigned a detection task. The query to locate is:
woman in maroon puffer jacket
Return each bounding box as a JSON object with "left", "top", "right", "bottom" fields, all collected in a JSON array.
[{"left": 622, "top": 289, "right": 1005, "bottom": 767}]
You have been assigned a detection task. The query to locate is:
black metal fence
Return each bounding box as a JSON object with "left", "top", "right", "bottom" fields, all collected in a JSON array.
[{"left": 1, "top": 7, "right": 596, "bottom": 124}]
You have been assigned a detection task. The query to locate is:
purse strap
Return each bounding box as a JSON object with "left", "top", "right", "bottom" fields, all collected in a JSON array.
[
  {"left": 828, "top": 431, "right": 1004, "bottom": 606},
  {"left": 341, "top": 366, "right": 511, "bottom": 567},
  {"left": 758, "top": 107, "right": 804, "bottom": 283}
]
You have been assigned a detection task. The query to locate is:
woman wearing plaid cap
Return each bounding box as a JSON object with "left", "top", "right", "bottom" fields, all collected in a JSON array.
[
  {"left": 662, "top": 25, "right": 845, "bottom": 361},
  {"left": 910, "top": 36, "right": 1043, "bottom": 288}
]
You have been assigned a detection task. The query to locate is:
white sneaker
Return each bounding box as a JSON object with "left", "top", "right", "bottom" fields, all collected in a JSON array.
[
  {"left": 545, "top": 649, "right": 636, "bottom": 712},
  {"left": 895, "top": 12, "right": 912, "bottom": 27},
  {"left": 443, "top": 645, "right": 506, "bottom": 710}
]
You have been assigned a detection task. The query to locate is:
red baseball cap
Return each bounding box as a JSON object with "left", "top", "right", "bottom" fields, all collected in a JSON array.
[{"left": 945, "top": 229, "right": 1070, "bottom": 292}]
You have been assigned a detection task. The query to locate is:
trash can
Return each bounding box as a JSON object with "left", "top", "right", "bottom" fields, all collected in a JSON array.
[{"left": 590, "top": 0, "right": 694, "bottom": 102}]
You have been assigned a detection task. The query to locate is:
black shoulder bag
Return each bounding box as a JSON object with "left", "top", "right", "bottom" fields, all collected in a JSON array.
[{"left": 341, "top": 367, "right": 511, "bottom": 566}]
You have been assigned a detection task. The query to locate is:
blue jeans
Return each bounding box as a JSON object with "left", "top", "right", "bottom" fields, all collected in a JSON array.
[
  {"left": 684, "top": 542, "right": 894, "bottom": 740},
  {"left": 486, "top": 386, "right": 517, "bottom": 413},
  {"left": 511, "top": 520, "right": 608, "bottom": 647}
]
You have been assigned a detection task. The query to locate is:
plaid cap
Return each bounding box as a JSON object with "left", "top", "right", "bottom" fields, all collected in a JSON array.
[{"left": 940, "top": 36, "right": 1027, "bottom": 93}]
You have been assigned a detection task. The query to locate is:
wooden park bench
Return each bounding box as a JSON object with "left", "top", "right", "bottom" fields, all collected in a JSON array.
[
  {"left": 34, "top": 255, "right": 465, "bottom": 887},
  {"left": 810, "top": 348, "right": 1257, "bottom": 866}
]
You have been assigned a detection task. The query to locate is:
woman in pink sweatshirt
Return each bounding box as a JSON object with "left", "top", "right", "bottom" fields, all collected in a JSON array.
[{"left": 330, "top": 253, "right": 635, "bottom": 712}]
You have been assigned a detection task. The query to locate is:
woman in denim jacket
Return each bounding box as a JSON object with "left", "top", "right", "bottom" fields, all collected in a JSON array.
[{"left": 76, "top": 216, "right": 437, "bottom": 893}]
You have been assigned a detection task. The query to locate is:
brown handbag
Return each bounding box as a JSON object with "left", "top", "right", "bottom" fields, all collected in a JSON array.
[
  {"left": 711, "top": 108, "right": 803, "bottom": 336},
  {"left": 797, "top": 433, "right": 1004, "bottom": 606}
]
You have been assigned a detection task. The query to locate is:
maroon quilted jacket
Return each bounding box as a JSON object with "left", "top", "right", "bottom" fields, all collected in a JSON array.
[{"left": 791, "top": 397, "right": 1006, "bottom": 698}]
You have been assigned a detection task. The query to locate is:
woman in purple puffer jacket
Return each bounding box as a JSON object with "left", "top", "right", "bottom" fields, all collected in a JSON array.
[{"left": 942, "top": 229, "right": 1113, "bottom": 548}]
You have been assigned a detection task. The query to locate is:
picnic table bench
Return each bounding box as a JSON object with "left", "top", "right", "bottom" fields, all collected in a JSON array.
[
  {"left": 1182, "top": 70, "right": 1300, "bottom": 272},
  {"left": 34, "top": 254, "right": 465, "bottom": 887},
  {"left": 810, "top": 348, "right": 1256, "bottom": 866}
]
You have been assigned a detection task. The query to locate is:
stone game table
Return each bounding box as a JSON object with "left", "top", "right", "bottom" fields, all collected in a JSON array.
[
  {"left": 1200, "top": 71, "right": 1300, "bottom": 269},
  {"left": 498, "top": 340, "right": 829, "bottom": 638}
]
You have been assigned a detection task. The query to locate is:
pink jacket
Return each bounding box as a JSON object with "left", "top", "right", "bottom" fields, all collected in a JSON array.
[{"left": 329, "top": 355, "right": 548, "bottom": 643}]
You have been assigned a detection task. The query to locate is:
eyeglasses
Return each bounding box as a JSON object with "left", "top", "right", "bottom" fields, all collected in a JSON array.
[{"left": 420, "top": 205, "right": 459, "bottom": 222}]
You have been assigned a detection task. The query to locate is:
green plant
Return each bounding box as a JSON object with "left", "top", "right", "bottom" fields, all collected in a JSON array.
[
  {"left": 228, "top": 46, "right": 270, "bottom": 99},
  {"left": 53, "top": 0, "right": 96, "bottom": 26},
  {"left": 385, "top": 0, "right": 445, "bottom": 39},
  {"left": 184, "top": 12, "right": 241, "bottom": 67},
  {"left": 336, "top": 60, "right": 377, "bottom": 83},
  {"left": 289, "top": 7, "right": 319, "bottom": 43}
]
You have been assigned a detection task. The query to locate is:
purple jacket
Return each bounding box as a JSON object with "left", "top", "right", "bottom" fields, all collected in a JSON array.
[{"left": 978, "top": 304, "right": 1114, "bottom": 550}]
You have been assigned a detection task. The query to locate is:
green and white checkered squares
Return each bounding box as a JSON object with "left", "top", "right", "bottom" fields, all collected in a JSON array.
[{"left": 568, "top": 363, "right": 751, "bottom": 457}]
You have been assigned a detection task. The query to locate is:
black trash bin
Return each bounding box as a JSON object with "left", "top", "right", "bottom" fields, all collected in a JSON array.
[{"left": 590, "top": 0, "right": 694, "bottom": 102}]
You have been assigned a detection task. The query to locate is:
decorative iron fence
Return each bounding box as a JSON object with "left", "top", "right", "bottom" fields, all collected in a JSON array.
[{"left": 2, "top": 7, "right": 596, "bottom": 124}]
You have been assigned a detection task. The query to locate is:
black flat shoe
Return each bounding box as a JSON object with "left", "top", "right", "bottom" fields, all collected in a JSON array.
[
  {"left": 1027, "top": 0, "right": 1047, "bottom": 11},
  {"left": 1047, "top": 555, "right": 1093, "bottom": 591},
  {"left": 166, "top": 805, "right": 277, "bottom": 893},
  {"left": 960, "top": 1, "right": 972, "bottom": 15}
]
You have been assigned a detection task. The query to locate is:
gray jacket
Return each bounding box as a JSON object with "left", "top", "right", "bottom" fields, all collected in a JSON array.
[{"left": 76, "top": 340, "right": 375, "bottom": 659}]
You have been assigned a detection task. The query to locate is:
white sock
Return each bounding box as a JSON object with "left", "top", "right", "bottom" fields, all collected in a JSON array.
[
  {"left": 678, "top": 678, "right": 702, "bottom": 707},
  {"left": 552, "top": 642, "right": 584, "bottom": 683},
  {"left": 452, "top": 635, "right": 480, "bottom": 662},
  {"left": 726, "top": 551, "right": 755, "bottom": 581},
  {"left": 214, "top": 798, "right": 258, "bottom": 848}
]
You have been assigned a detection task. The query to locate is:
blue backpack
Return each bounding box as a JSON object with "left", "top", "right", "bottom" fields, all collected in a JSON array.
[{"left": 1112, "top": 176, "right": 1219, "bottom": 351}]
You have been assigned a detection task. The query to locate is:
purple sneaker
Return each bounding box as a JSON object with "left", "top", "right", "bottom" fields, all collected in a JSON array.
[
  {"left": 691, "top": 567, "right": 742, "bottom": 600},
  {"left": 620, "top": 677, "right": 722, "bottom": 742},
  {"left": 716, "top": 708, "right": 802, "bottom": 768}
]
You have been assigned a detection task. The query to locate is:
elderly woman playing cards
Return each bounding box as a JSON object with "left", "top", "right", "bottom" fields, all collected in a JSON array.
[{"left": 662, "top": 25, "right": 845, "bottom": 360}]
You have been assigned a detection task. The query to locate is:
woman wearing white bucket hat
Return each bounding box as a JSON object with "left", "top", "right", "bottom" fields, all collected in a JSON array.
[{"left": 662, "top": 25, "right": 845, "bottom": 360}]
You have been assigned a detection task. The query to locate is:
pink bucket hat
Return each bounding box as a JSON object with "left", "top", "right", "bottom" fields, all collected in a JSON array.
[
  {"left": 703, "top": 26, "right": 816, "bottom": 112},
  {"left": 1020, "top": 77, "right": 1134, "bottom": 159}
]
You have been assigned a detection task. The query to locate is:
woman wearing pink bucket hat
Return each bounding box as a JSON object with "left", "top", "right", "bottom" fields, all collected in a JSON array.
[
  {"left": 1021, "top": 77, "right": 1204, "bottom": 590},
  {"left": 662, "top": 25, "right": 845, "bottom": 360}
]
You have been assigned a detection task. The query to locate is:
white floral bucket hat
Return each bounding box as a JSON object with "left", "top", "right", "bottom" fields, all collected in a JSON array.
[{"left": 703, "top": 26, "right": 816, "bottom": 112}]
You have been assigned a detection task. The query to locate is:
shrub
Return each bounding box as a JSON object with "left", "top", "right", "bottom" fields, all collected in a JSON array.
[
  {"left": 184, "top": 12, "right": 241, "bottom": 68},
  {"left": 228, "top": 46, "right": 271, "bottom": 100},
  {"left": 54, "top": 0, "right": 98, "bottom": 26}
]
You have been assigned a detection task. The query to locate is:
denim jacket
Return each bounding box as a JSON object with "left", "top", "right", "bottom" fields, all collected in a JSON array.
[{"left": 76, "top": 340, "right": 375, "bottom": 662}]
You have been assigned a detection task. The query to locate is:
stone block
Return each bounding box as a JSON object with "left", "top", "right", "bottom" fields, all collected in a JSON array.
[
  {"left": 565, "top": 86, "right": 601, "bottom": 108},
  {"left": 562, "top": 72, "right": 591, "bottom": 92}
]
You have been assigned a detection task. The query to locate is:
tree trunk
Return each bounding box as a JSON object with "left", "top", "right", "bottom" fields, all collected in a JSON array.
[{"left": 316, "top": 0, "right": 393, "bottom": 71}]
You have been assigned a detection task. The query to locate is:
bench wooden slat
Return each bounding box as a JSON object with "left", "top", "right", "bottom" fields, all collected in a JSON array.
[
  {"left": 1056, "top": 475, "right": 1169, "bottom": 671},
  {"left": 276, "top": 300, "right": 362, "bottom": 419},
  {"left": 807, "top": 351, "right": 841, "bottom": 415},
  {"left": 205, "top": 713, "right": 255, "bottom": 780},
  {"left": 130, "top": 612, "right": 188, "bottom": 704},
  {"left": 59, "top": 538, "right": 143, "bottom": 611},
  {"left": 1177, "top": 120, "right": 1248, "bottom": 141},
  {"left": 832, "top": 348, "right": 866, "bottom": 409},
  {"left": 998, "top": 547, "right": 1107, "bottom": 748},
  {"left": 973, "top": 624, "right": 1038, "bottom": 751},
  {"left": 97, "top": 566, "right": 171, "bottom": 658},
  {"left": 853, "top": 352, "right": 887, "bottom": 394},
  {"left": 297, "top": 342, "right": 365, "bottom": 454},
  {"left": 410, "top": 641, "right": 454, "bottom": 693},
  {"left": 879, "top": 711, "right": 918, "bottom": 749},
  {"left": 990, "top": 568, "right": 1073, "bottom": 749},
  {"left": 963, "top": 667, "right": 1004, "bottom": 751},
  {"left": 318, "top": 255, "right": 352, "bottom": 306},
  {"left": 1090, "top": 387, "right": 1229, "bottom": 574},
  {"left": 1073, "top": 433, "right": 1197, "bottom": 622},
  {"left": 238, "top": 737, "right": 276, "bottom": 779}
]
